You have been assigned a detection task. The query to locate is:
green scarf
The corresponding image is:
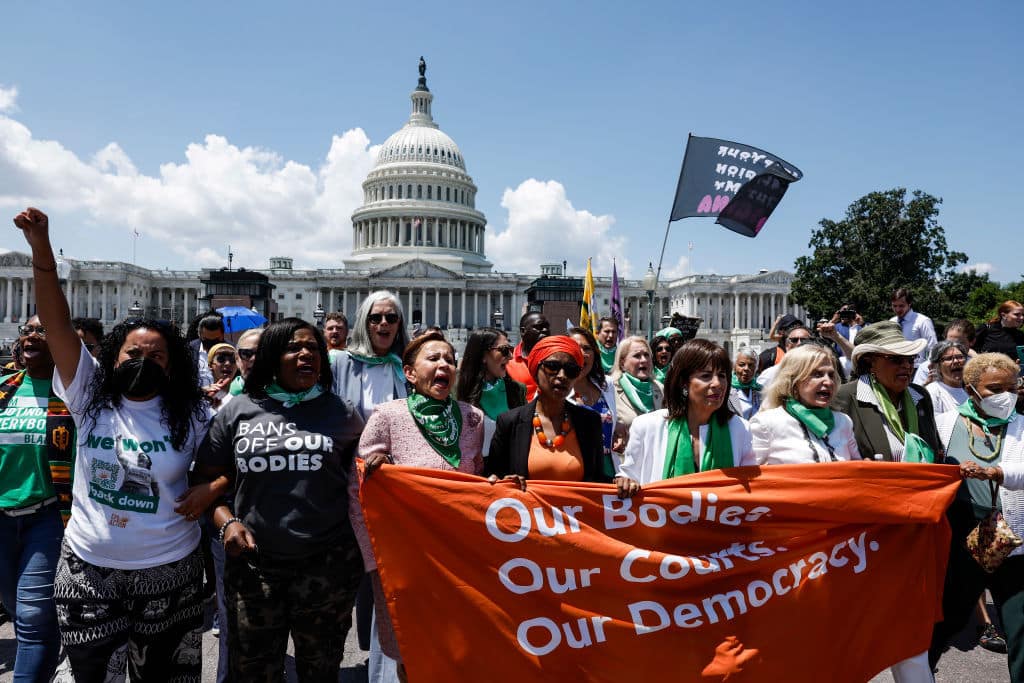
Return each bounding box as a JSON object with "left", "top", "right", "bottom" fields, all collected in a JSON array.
[
  {"left": 228, "top": 375, "right": 245, "bottom": 396},
  {"left": 619, "top": 373, "right": 655, "bottom": 414},
  {"left": 958, "top": 398, "right": 1014, "bottom": 436},
  {"left": 868, "top": 376, "right": 934, "bottom": 464},
  {"left": 348, "top": 350, "right": 406, "bottom": 390},
  {"left": 265, "top": 382, "right": 323, "bottom": 408},
  {"left": 730, "top": 374, "right": 762, "bottom": 393},
  {"left": 407, "top": 393, "right": 463, "bottom": 467},
  {"left": 599, "top": 345, "right": 617, "bottom": 375},
  {"left": 653, "top": 365, "right": 668, "bottom": 385},
  {"left": 784, "top": 398, "right": 835, "bottom": 439},
  {"left": 479, "top": 378, "right": 509, "bottom": 421},
  {"left": 663, "top": 416, "right": 734, "bottom": 478}
]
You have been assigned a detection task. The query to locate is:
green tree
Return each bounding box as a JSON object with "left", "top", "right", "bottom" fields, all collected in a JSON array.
[
  {"left": 790, "top": 189, "right": 967, "bottom": 323},
  {"left": 939, "top": 269, "right": 1000, "bottom": 323}
]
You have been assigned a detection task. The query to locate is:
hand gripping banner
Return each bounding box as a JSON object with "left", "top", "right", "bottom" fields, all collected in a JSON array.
[{"left": 358, "top": 462, "right": 960, "bottom": 682}]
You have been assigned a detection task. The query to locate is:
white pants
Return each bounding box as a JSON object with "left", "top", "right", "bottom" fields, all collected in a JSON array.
[{"left": 890, "top": 651, "right": 933, "bottom": 683}]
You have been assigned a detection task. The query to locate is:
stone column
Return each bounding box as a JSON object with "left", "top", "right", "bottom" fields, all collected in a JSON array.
[
  {"left": 460, "top": 290, "right": 466, "bottom": 328},
  {"left": 733, "top": 293, "right": 740, "bottom": 331},
  {"left": 434, "top": 288, "right": 440, "bottom": 326},
  {"left": 4, "top": 278, "right": 12, "bottom": 323},
  {"left": 447, "top": 289, "right": 453, "bottom": 327},
  {"left": 406, "top": 288, "right": 413, "bottom": 324},
  {"left": 474, "top": 292, "right": 479, "bottom": 328},
  {"left": 486, "top": 292, "right": 492, "bottom": 327}
]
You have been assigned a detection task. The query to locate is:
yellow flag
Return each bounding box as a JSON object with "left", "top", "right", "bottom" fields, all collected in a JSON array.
[{"left": 580, "top": 258, "right": 597, "bottom": 334}]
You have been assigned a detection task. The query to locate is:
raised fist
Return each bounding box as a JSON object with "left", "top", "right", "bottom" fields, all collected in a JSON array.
[{"left": 12, "top": 207, "right": 50, "bottom": 249}]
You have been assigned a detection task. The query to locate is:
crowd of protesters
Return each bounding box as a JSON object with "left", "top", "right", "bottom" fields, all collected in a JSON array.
[{"left": 5, "top": 206, "right": 1024, "bottom": 682}]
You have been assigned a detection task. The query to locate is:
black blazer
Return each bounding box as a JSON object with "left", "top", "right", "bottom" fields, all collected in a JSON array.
[
  {"left": 833, "top": 379, "right": 942, "bottom": 462},
  {"left": 485, "top": 400, "right": 610, "bottom": 483}
]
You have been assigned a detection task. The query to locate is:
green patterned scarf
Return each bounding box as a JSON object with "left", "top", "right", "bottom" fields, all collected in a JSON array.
[
  {"left": 784, "top": 398, "right": 835, "bottom": 439},
  {"left": 663, "top": 416, "right": 734, "bottom": 478},
  {"left": 407, "top": 393, "right": 463, "bottom": 467},
  {"left": 869, "top": 376, "right": 934, "bottom": 463},
  {"left": 619, "top": 373, "right": 655, "bottom": 414}
]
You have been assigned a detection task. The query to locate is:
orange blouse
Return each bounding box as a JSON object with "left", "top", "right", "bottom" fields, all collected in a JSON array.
[{"left": 527, "top": 430, "right": 585, "bottom": 481}]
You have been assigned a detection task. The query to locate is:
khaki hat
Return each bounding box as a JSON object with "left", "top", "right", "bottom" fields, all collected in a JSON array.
[
  {"left": 850, "top": 321, "right": 927, "bottom": 364},
  {"left": 207, "top": 343, "right": 236, "bottom": 364}
]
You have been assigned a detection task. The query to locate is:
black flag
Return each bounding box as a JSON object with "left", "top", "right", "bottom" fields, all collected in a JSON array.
[{"left": 669, "top": 135, "right": 802, "bottom": 237}]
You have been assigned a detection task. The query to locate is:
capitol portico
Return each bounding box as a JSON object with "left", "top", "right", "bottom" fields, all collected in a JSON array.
[{"left": 0, "top": 60, "right": 806, "bottom": 356}]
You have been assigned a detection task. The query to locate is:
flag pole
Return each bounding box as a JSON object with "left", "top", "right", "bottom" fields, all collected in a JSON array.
[{"left": 655, "top": 133, "right": 693, "bottom": 285}]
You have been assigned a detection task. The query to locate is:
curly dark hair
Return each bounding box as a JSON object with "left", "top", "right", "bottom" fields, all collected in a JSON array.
[
  {"left": 244, "top": 318, "right": 332, "bottom": 398},
  {"left": 455, "top": 327, "right": 505, "bottom": 406},
  {"left": 664, "top": 339, "right": 733, "bottom": 425},
  {"left": 82, "top": 318, "right": 207, "bottom": 451}
]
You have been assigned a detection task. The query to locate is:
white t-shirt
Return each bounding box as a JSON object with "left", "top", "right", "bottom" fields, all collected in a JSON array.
[
  {"left": 358, "top": 363, "right": 398, "bottom": 422},
  {"left": 54, "top": 345, "right": 209, "bottom": 569}
]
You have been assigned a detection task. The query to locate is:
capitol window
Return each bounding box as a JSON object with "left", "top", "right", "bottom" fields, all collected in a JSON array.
[
  {"left": 389, "top": 185, "right": 394, "bottom": 199},
  {"left": 397, "top": 185, "right": 403, "bottom": 199},
  {"left": 427, "top": 186, "right": 432, "bottom": 199}
]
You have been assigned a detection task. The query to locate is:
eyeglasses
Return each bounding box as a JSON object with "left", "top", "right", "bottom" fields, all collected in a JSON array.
[
  {"left": 368, "top": 313, "right": 400, "bottom": 325},
  {"left": 538, "top": 360, "right": 582, "bottom": 379},
  {"left": 940, "top": 354, "right": 965, "bottom": 364},
  {"left": 18, "top": 324, "right": 46, "bottom": 338},
  {"left": 881, "top": 354, "right": 915, "bottom": 366},
  {"left": 213, "top": 353, "right": 236, "bottom": 364},
  {"left": 490, "top": 344, "right": 514, "bottom": 358},
  {"left": 787, "top": 336, "right": 812, "bottom": 346},
  {"left": 237, "top": 348, "right": 257, "bottom": 361}
]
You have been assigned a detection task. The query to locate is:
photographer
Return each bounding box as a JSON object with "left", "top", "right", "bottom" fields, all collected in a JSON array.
[{"left": 833, "top": 304, "right": 863, "bottom": 344}]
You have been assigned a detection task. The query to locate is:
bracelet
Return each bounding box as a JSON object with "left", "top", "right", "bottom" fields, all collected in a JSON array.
[
  {"left": 32, "top": 262, "right": 57, "bottom": 272},
  {"left": 218, "top": 517, "right": 243, "bottom": 542}
]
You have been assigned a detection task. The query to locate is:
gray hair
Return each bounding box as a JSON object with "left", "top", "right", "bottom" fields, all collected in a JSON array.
[
  {"left": 734, "top": 348, "right": 759, "bottom": 369},
  {"left": 346, "top": 290, "right": 409, "bottom": 357},
  {"left": 929, "top": 340, "right": 969, "bottom": 365}
]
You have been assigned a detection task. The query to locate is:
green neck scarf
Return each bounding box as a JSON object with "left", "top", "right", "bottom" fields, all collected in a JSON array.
[
  {"left": 663, "top": 416, "right": 734, "bottom": 478},
  {"left": 619, "top": 373, "right": 655, "bottom": 414},
  {"left": 731, "top": 374, "right": 762, "bottom": 393},
  {"left": 958, "top": 398, "right": 1013, "bottom": 436},
  {"left": 868, "top": 376, "right": 934, "bottom": 463},
  {"left": 407, "top": 393, "right": 463, "bottom": 468},
  {"left": 784, "top": 398, "right": 835, "bottom": 439},
  {"left": 266, "top": 382, "right": 323, "bottom": 408},
  {"left": 479, "top": 378, "right": 509, "bottom": 421},
  {"left": 653, "top": 365, "right": 668, "bottom": 386},
  {"left": 349, "top": 350, "right": 406, "bottom": 390},
  {"left": 599, "top": 345, "right": 617, "bottom": 374}
]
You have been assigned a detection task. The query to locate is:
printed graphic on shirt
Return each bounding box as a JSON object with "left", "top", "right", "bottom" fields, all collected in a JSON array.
[
  {"left": 85, "top": 432, "right": 169, "bottom": 513},
  {"left": 234, "top": 420, "right": 332, "bottom": 473}
]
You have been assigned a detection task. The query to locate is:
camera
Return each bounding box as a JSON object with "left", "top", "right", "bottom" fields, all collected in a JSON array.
[{"left": 838, "top": 306, "right": 856, "bottom": 321}]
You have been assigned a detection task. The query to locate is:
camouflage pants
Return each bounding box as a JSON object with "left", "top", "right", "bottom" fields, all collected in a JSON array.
[
  {"left": 53, "top": 541, "right": 204, "bottom": 682},
  {"left": 225, "top": 542, "right": 363, "bottom": 683}
]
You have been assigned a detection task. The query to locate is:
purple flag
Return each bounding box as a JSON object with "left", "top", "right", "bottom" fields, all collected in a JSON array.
[{"left": 610, "top": 261, "right": 624, "bottom": 342}]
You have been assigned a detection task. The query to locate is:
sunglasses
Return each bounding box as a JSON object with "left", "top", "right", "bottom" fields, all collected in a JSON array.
[
  {"left": 237, "top": 348, "right": 257, "bottom": 361},
  {"left": 368, "top": 313, "right": 400, "bottom": 325},
  {"left": 213, "top": 353, "right": 236, "bottom": 364},
  {"left": 881, "top": 354, "right": 915, "bottom": 366},
  {"left": 18, "top": 324, "right": 46, "bottom": 338},
  {"left": 538, "top": 360, "right": 582, "bottom": 379},
  {"left": 787, "top": 336, "right": 812, "bottom": 346},
  {"left": 490, "top": 344, "right": 514, "bottom": 358}
]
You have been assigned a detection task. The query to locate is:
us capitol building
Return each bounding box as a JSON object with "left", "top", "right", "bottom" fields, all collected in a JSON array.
[{"left": 0, "top": 60, "right": 806, "bottom": 355}]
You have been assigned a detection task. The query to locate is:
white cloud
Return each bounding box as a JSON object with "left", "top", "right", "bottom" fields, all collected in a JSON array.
[
  {"left": 0, "top": 85, "right": 17, "bottom": 113},
  {"left": 659, "top": 254, "right": 691, "bottom": 280},
  {"left": 961, "top": 262, "right": 994, "bottom": 275},
  {"left": 488, "top": 179, "right": 630, "bottom": 277},
  {"left": 0, "top": 108, "right": 377, "bottom": 268}
]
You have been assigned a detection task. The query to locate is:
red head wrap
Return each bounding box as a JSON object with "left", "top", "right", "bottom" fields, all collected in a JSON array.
[{"left": 527, "top": 335, "right": 584, "bottom": 377}]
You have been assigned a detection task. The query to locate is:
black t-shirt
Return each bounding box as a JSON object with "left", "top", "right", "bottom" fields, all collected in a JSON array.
[
  {"left": 975, "top": 323, "right": 1024, "bottom": 361},
  {"left": 197, "top": 391, "right": 364, "bottom": 560}
]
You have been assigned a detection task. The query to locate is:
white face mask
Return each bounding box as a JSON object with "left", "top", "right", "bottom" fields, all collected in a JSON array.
[{"left": 971, "top": 387, "right": 1017, "bottom": 421}]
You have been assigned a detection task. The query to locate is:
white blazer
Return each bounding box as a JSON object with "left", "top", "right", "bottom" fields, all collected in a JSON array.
[
  {"left": 617, "top": 409, "right": 754, "bottom": 485},
  {"left": 937, "top": 411, "right": 1024, "bottom": 558},
  {"left": 750, "top": 406, "right": 860, "bottom": 465}
]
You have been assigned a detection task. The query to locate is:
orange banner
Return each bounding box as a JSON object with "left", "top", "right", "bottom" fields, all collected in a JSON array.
[{"left": 359, "top": 462, "right": 960, "bottom": 682}]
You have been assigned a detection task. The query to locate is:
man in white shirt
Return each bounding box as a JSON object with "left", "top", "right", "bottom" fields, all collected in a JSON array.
[{"left": 889, "top": 288, "right": 937, "bottom": 367}]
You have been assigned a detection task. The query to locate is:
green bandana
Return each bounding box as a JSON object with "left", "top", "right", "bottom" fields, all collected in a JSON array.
[
  {"left": 407, "top": 393, "right": 463, "bottom": 468},
  {"left": 730, "top": 374, "right": 762, "bottom": 392},
  {"left": 784, "top": 398, "right": 835, "bottom": 439},
  {"left": 653, "top": 365, "right": 668, "bottom": 386},
  {"left": 479, "top": 378, "right": 509, "bottom": 421},
  {"left": 265, "top": 382, "right": 323, "bottom": 408},
  {"left": 619, "top": 373, "right": 655, "bottom": 414},
  {"left": 958, "top": 398, "right": 1013, "bottom": 436},
  {"left": 599, "top": 345, "right": 617, "bottom": 375},
  {"left": 348, "top": 351, "right": 406, "bottom": 390},
  {"left": 868, "top": 376, "right": 934, "bottom": 463},
  {"left": 229, "top": 375, "right": 245, "bottom": 396},
  {"left": 663, "top": 416, "right": 735, "bottom": 478}
]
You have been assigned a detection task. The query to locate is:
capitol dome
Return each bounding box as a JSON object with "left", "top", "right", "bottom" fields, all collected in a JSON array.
[{"left": 347, "top": 58, "right": 490, "bottom": 273}]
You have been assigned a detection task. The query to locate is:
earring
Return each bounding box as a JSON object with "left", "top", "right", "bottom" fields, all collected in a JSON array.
[{"left": 682, "top": 388, "right": 689, "bottom": 397}]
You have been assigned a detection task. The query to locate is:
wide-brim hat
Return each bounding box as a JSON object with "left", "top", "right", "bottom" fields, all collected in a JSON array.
[{"left": 850, "top": 321, "right": 927, "bottom": 364}]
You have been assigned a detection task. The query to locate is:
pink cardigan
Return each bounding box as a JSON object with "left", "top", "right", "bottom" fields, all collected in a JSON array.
[{"left": 349, "top": 398, "right": 484, "bottom": 572}]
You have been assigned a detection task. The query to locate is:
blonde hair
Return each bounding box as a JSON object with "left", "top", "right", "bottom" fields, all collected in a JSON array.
[
  {"left": 962, "top": 352, "right": 1020, "bottom": 389},
  {"left": 237, "top": 328, "right": 263, "bottom": 347},
  {"left": 762, "top": 344, "right": 839, "bottom": 410},
  {"left": 610, "top": 336, "right": 652, "bottom": 381}
]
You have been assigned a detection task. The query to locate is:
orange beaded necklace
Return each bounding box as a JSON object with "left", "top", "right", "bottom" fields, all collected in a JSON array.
[{"left": 533, "top": 410, "right": 572, "bottom": 448}]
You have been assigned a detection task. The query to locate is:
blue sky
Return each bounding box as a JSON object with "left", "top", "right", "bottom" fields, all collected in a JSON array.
[{"left": 1, "top": 1, "right": 1020, "bottom": 284}]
